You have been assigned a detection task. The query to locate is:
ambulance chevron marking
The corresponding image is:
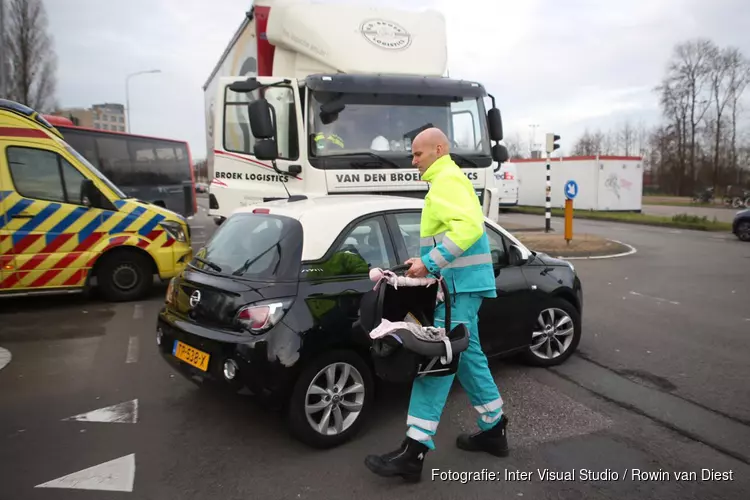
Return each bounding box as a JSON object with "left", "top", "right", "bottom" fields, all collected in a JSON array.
[
  {"left": 30, "top": 253, "right": 85, "bottom": 288},
  {"left": 0, "top": 198, "right": 32, "bottom": 230},
  {"left": 13, "top": 233, "right": 43, "bottom": 254},
  {"left": 138, "top": 213, "right": 166, "bottom": 236},
  {"left": 110, "top": 206, "right": 146, "bottom": 234},
  {"left": 0, "top": 190, "right": 11, "bottom": 201},
  {"left": 78, "top": 212, "right": 113, "bottom": 243},
  {"left": 46, "top": 206, "right": 88, "bottom": 244},
  {"left": 13, "top": 203, "right": 61, "bottom": 244}
]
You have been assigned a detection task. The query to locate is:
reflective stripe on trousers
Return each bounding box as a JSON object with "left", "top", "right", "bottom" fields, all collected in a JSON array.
[{"left": 405, "top": 293, "right": 503, "bottom": 449}]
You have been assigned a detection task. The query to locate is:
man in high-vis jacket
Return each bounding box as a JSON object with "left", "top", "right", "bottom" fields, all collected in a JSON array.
[{"left": 364, "top": 127, "right": 508, "bottom": 483}]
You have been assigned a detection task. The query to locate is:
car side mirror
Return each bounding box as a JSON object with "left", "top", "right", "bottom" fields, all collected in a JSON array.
[
  {"left": 490, "top": 249, "right": 504, "bottom": 276},
  {"left": 80, "top": 178, "right": 102, "bottom": 208},
  {"left": 248, "top": 99, "right": 276, "bottom": 139},
  {"left": 508, "top": 244, "right": 529, "bottom": 266}
]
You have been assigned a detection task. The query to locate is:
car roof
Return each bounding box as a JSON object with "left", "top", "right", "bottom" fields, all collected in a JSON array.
[{"left": 231, "top": 194, "right": 527, "bottom": 261}]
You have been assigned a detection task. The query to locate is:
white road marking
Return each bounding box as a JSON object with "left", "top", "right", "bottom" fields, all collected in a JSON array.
[
  {"left": 0, "top": 347, "right": 11, "bottom": 371},
  {"left": 35, "top": 454, "right": 135, "bottom": 492},
  {"left": 559, "top": 240, "right": 638, "bottom": 260},
  {"left": 133, "top": 304, "right": 143, "bottom": 320},
  {"left": 63, "top": 399, "right": 138, "bottom": 424},
  {"left": 126, "top": 336, "right": 139, "bottom": 364},
  {"left": 629, "top": 291, "right": 680, "bottom": 305}
]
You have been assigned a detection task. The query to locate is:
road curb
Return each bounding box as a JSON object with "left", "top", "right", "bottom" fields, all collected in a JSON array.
[
  {"left": 0, "top": 347, "right": 11, "bottom": 371},
  {"left": 555, "top": 240, "right": 638, "bottom": 260}
]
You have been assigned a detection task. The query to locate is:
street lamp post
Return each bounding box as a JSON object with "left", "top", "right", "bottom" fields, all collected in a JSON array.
[{"left": 126, "top": 69, "right": 161, "bottom": 132}]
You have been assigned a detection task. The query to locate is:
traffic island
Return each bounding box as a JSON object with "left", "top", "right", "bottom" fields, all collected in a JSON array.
[{"left": 514, "top": 231, "right": 634, "bottom": 258}]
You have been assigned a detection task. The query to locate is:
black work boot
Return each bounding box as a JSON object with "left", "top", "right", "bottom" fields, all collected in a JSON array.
[
  {"left": 364, "top": 437, "right": 430, "bottom": 483},
  {"left": 456, "top": 414, "right": 509, "bottom": 457}
]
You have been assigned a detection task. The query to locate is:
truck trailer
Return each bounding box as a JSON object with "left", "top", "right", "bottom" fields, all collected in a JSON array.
[
  {"left": 514, "top": 155, "right": 645, "bottom": 211},
  {"left": 202, "top": 0, "right": 509, "bottom": 224}
]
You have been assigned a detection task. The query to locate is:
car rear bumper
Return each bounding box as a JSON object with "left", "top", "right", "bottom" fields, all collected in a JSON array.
[{"left": 155, "top": 308, "right": 296, "bottom": 402}]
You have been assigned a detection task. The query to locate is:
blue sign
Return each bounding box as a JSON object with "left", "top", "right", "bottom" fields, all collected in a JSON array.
[{"left": 564, "top": 180, "right": 579, "bottom": 199}]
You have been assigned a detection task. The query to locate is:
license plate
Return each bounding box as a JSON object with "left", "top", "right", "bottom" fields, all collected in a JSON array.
[{"left": 173, "top": 340, "right": 210, "bottom": 371}]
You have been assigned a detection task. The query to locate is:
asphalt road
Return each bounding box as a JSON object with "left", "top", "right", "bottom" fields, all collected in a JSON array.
[
  {"left": 640, "top": 203, "right": 741, "bottom": 223},
  {"left": 1, "top": 201, "right": 749, "bottom": 499}
]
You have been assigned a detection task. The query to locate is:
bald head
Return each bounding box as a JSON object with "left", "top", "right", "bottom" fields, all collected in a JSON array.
[{"left": 411, "top": 127, "right": 451, "bottom": 174}]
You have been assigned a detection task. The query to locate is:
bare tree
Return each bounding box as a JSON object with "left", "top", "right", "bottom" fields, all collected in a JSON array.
[
  {"left": 706, "top": 45, "right": 737, "bottom": 188},
  {"left": 4, "top": 0, "right": 57, "bottom": 111},
  {"left": 662, "top": 39, "right": 716, "bottom": 191},
  {"left": 726, "top": 48, "right": 750, "bottom": 183},
  {"left": 503, "top": 132, "right": 527, "bottom": 160}
]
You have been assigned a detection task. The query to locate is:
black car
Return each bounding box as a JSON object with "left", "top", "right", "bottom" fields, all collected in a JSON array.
[
  {"left": 732, "top": 208, "right": 750, "bottom": 241},
  {"left": 156, "top": 195, "right": 583, "bottom": 449}
]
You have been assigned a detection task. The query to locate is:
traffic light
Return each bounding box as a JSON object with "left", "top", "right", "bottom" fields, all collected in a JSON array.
[{"left": 546, "top": 133, "right": 560, "bottom": 154}]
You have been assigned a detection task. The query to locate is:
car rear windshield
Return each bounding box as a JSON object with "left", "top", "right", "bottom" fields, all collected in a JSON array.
[{"left": 191, "top": 213, "right": 303, "bottom": 281}]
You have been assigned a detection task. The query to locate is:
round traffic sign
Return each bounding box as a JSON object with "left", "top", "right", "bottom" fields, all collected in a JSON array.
[{"left": 564, "top": 180, "right": 578, "bottom": 199}]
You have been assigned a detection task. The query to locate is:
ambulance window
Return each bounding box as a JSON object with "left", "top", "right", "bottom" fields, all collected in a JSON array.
[
  {"left": 61, "top": 159, "right": 87, "bottom": 204},
  {"left": 6, "top": 147, "right": 88, "bottom": 205},
  {"left": 6, "top": 147, "right": 66, "bottom": 203}
]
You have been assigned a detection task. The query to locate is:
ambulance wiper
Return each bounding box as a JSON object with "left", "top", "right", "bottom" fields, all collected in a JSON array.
[{"left": 326, "top": 152, "right": 401, "bottom": 170}]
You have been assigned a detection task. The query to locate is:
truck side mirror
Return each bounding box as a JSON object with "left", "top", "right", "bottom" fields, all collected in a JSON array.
[
  {"left": 487, "top": 108, "right": 503, "bottom": 142},
  {"left": 248, "top": 99, "right": 276, "bottom": 139},
  {"left": 253, "top": 140, "right": 278, "bottom": 161},
  {"left": 492, "top": 144, "right": 509, "bottom": 164}
]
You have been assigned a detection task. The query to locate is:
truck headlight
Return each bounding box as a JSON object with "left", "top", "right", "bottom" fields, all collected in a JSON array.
[{"left": 160, "top": 221, "right": 187, "bottom": 242}]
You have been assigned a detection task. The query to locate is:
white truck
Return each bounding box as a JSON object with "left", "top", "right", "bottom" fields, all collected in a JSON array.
[{"left": 202, "top": 0, "right": 509, "bottom": 224}]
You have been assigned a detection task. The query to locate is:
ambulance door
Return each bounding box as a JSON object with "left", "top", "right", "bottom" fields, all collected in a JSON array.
[
  {"left": 0, "top": 141, "right": 14, "bottom": 288},
  {"left": 2, "top": 143, "right": 94, "bottom": 291}
]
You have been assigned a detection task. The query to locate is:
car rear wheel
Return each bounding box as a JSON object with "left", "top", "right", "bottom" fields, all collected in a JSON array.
[
  {"left": 522, "top": 297, "right": 581, "bottom": 367},
  {"left": 736, "top": 221, "right": 750, "bottom": 242},
  {"left": 287, "top": 350, "right": 373, "bottom": 449}
]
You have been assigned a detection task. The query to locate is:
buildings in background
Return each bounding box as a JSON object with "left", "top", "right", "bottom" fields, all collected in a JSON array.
[{"left": 55, "top": 103, "right": 127, "bottom": 132}]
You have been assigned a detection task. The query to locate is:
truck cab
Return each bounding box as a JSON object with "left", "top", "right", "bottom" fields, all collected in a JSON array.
[
  {"left": 0, "top": 99, "right": 193, "bottom": 301},
  {"left": 204, "top": 0, "right": 509, "bottom": 224}
]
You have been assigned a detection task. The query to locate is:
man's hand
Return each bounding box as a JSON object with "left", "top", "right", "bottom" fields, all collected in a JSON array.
[{"left": 405, "top": 257, "right": 428, "bottom": 278}]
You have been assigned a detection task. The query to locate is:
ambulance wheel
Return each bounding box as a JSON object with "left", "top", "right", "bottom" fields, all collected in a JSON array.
[
  {"left": 96, "top": 249, "right": 154, "bottom": 302},
  {"left": 287, "top": 350, "right": 374, "bottom": 449}
]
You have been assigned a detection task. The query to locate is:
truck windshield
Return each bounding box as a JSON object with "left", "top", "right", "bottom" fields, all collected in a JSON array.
[{"left": 308, "top": 91, "right": 491, "bottom": 164}]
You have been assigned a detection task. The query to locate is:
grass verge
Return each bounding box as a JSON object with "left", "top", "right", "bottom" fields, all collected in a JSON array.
[{"left": 508, "top": 206, "right": 733, "bottom": 232}]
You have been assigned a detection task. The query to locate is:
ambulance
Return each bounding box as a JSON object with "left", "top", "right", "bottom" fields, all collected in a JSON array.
[{"left": 0, "top": 99, "right": 193, "bottom": 301}]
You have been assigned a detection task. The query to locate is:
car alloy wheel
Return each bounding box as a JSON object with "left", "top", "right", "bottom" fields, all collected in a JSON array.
[
  {"left": 304, "top": 362, "right": 365, "bottom": 436},
  {"left": 737, "top": 221, "right": 750, "bottom": 242},
  {"left": 530, "top": 307, "right": 575, "bottom": 360}
]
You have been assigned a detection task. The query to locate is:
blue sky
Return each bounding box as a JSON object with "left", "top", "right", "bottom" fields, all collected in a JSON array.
[{"left": 44, "top": 0, "right": 750, "bottom": 160}]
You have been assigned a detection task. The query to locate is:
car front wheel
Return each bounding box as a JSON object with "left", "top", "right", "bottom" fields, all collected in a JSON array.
[
  {"left": 287, "top": 350, "right": 374, "bottom": 449},
  {"left": 736, "top": 221, "right": 750, "bottom": 242},
  {"left": 522, "top": 297, "right": 581, "bottom": 367}
]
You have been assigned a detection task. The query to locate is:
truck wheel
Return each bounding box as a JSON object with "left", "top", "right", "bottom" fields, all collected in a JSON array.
[
  {"left": 287, "top": 350, "right": 374, "bottom": 449},
  {"left": 96, "top": 249, "right": 154, "bottom": 302}
]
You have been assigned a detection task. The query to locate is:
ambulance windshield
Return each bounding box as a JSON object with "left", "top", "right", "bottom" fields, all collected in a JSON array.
[{"left": 59, "top": 139, "right": 127, "bottom": 199}]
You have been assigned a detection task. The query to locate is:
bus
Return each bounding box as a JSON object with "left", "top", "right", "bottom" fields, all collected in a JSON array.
[{"left": 43, "top": 115, "right": 197, "bottom": 218}]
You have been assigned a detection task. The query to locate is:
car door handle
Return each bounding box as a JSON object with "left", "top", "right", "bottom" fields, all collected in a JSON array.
[{"left": 13, "top": 212, "right": 34, "bottom": 219}]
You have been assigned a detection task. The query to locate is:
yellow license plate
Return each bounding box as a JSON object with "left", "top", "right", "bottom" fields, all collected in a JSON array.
[{"left": 173, "top": 340, "right": 210, "bottom": 371}]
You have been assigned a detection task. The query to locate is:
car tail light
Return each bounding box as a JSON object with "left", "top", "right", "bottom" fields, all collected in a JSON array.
[
  {"left": 253, "top": 208, "right": 270, "bottom": 214},
  {"left": 235, "top": 298, "right": 293, "bottom": 335}
]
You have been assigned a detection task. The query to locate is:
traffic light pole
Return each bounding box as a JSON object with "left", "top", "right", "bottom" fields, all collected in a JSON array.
[{"left": 545, "top": 151, "right": 551, "bottom": 232}]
